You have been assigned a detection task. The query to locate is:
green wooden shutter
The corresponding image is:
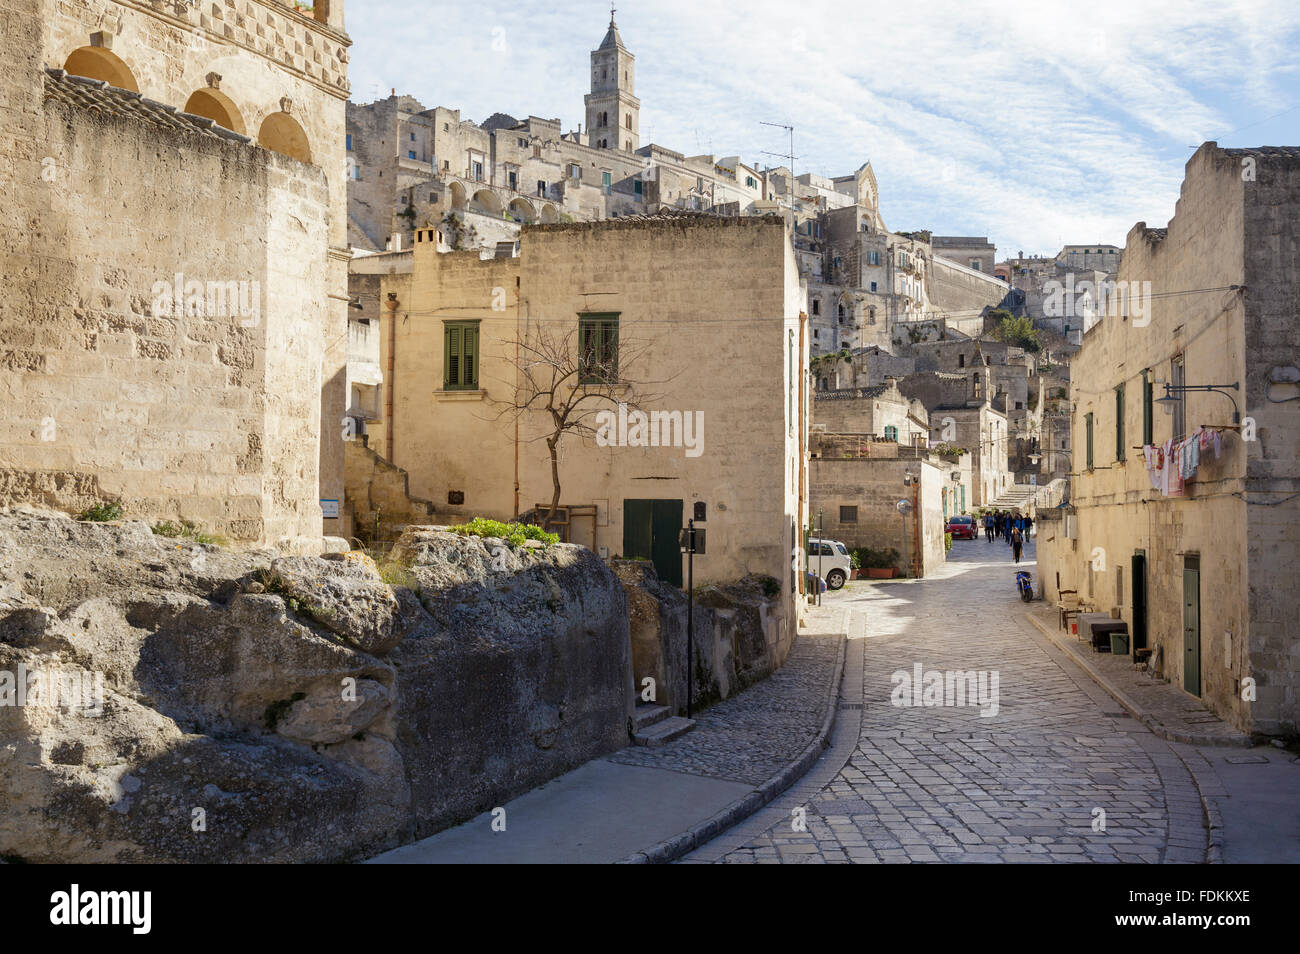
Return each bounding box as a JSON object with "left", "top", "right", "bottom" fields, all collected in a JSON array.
[
  {"left": 1142, "top": 373, "right": 1153, "bottom": 445},
  {"left": 445, "top": 324, "right": 460, "bottom": 388},
  {"left": 1085, "top": 412, "right": 1094, "bottom": 470},
  {"left": 1115, "top": 384, "right": 1125, "bottom": 461},
  {"left": 464, "top": 324, "right": 478, "bottom": 388}
]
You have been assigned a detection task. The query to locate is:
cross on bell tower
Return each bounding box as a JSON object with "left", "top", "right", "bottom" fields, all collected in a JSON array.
[{"left": 585, "top": 10, "right": 639, "bottom": 152}]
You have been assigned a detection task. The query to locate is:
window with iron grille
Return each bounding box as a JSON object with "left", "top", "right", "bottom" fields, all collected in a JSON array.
[
  {"left": 579, "top": 314, "right": 619, "bottom": 384},
  {"left": 840, "top": 505, "right": 858, "bottom": 523}
]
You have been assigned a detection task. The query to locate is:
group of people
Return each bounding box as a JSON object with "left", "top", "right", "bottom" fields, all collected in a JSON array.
[{"left": 982, "top": 510, "right": 1032, "bottom": 563}]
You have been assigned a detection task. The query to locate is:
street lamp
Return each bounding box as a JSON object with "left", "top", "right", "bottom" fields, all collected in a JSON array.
[{"left": 1155, "top": 381, "right": 1240, "bottom": 424}]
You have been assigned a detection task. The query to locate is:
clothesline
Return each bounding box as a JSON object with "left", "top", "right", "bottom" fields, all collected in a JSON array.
[{"left": 1143, "top": 426, "right": 1229, "bottom": 497}]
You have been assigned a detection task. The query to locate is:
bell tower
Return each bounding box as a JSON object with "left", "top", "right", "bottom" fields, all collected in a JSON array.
[{"left": 584, "top": 9, "right": 639, "bottom": 151}]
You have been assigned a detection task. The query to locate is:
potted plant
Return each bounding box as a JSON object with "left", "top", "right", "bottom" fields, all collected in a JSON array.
[{"left": 862, "top": 547, "right": 900, "bottom": 579}]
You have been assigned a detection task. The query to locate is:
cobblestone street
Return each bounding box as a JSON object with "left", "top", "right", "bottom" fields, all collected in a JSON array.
[{"left": 687, "top": 537, "right": 1217, "bottom": 864}]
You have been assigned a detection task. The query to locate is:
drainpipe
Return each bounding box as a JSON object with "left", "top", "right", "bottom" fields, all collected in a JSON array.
[
  {"left": 514, "top": 278, "right": 522, "bottom": 519},
  {"left": 384, "top": 292, "right": 398, "bottom": 458}
]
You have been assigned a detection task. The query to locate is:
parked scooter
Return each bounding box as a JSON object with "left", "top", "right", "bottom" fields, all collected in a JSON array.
[{"left": 1016, "top": 570, "right": 1034, "bottom": 602}]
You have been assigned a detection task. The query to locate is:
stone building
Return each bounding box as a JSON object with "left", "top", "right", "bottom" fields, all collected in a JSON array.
[
  {"left": 1037, "top": 143, "right": 1300, "bottom": 736},
  {"left": 345, "top": 16, "right": 765, "bottom": 257},
  {"left": 808, "top": 436, "right": 948, "bottom": 577},
  {"left": 1057, "top": 243, "right": 1121, "bottom": 271},
  {"left": 812, "top": 379, "right": 929, "bottom": 446},
  {"left": 897, "top": 370, "right": 1012, "bottom": 506},
  {"left": 347, "top": 212, "right": 808, "bottom": 653},
  {"left": 1, "top": 0, "right": 352, "bottom": 551},
  {"left": 933, "top": 235, "right": 996, "bottom": 274}
]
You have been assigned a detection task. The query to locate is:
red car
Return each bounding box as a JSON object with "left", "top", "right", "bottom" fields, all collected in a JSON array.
[{"left": 946, "top": 515, "right": 977, "bottom": 539}]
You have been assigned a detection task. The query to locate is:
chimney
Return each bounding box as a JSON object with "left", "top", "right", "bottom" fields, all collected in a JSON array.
[{"left": 390, "top": 232, "right": 403, "bottom": 252}]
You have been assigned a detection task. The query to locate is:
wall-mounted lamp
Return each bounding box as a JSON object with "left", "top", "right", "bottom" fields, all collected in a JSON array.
[{"left": 1155, "top": 381, "right": 1240, "bottom": 423}]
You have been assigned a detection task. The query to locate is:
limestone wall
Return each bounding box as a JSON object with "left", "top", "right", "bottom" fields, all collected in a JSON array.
[
  {"left": 0, "top": 0, "right": 351, "bottom": 549},
  {"left": 930, "top": 255, "right": 1008, "bottom": 332},
  {"left": 810, "top": 457, "right": 946, "bottom": 576},
  {"left": 1039, "top": 143, "right": 1300, "bottom": 735}
]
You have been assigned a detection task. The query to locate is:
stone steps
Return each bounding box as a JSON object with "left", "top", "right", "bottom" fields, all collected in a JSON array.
[
  {"left": 633, "top": 703, "right": 671, "bottom": 732},
  {"left": 633, "top": 714, "right": 696, "bottom": 747}
]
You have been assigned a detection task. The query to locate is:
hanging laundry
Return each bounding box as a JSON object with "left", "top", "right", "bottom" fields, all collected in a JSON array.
[
  {"left": 1182, "top": 433, "right": 1199, "bottom": 481},
  {"left": 1167, "top": 439, "right": 1184, "bottom": 496},
  {"left": 1144, "top": 444, "right": 1163, "bottom": 491}
]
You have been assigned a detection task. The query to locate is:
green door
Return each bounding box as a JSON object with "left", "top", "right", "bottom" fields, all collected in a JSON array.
[
  {"left": 623, "top": 499, "right": 684, "bottom": 587},
  {"left": 1183, "top": 558, "right": 1200, "bottom": 696}
]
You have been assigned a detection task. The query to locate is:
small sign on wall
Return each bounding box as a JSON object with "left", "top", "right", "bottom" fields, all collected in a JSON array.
[{"left": 320, "top": 499, "right": 339, "bottom": 519}]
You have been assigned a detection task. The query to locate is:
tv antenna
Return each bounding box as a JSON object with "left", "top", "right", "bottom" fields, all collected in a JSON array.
[{"left": 760, "top": 121, "right": 797, "bottom": 209}]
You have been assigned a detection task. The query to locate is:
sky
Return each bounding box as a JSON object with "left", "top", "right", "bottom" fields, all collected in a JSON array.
[{"left": 344, "top": 0, "right": 1300, "bottom": 258}]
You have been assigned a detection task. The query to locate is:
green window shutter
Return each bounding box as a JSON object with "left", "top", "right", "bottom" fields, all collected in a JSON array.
[
  {"left": 465, "top": 324, "right": 478, "bottom": 388},
  {"left": 443, "top": 321, "right": 479, "bottom": 390},
  {"left": 1085, "top": 412, "right": 1094, "bottom": 470},
  {"left": 1118, "top": 385, "right": 1125, "bottom": 458},
  {"left": 445, "top": 325, "right": 460, "bottom": 388},
  {"left": 1142, "top": 372, "right": 1154, "bottom": 445}
]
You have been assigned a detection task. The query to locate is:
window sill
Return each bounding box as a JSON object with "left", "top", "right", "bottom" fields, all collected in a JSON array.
[{"left": 436, "top": 389, "right": 486, "bottom": 401}]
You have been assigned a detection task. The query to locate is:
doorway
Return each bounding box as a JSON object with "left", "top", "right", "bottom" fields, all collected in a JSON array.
[
  {"left": 1131, "top": 551, "right": 1147, "bottom": 651},
  {"left": 623, "top": 499, "right": 684, "bottom": 587},
  {"left": 1183, "top": 555, "right": 1201, "bottom": 696}
]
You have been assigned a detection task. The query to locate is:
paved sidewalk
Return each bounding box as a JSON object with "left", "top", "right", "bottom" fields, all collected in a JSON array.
[
  {"left": 1024, "top": 604, "right": 1251, "bottom": 747},
  {"left": 367, "top": 615, "right": 845, "bottom": 864}
]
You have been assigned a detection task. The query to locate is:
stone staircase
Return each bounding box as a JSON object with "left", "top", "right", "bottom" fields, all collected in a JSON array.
[
  {"left": 632, "top": 703, "right": 695, "bottom": 747},
  {"left": 988, "top": 484, "right": 1037, "bottom": 510},
  {"left": 988, "top": 478, "right": 1068, "bottom": 512}
]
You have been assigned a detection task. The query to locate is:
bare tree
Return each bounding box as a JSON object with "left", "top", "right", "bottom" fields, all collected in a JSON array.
[{"left": 489, "top": 317, "right": 667, "bottom": 533}]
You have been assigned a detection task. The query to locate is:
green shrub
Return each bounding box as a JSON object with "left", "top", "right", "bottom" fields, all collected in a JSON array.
[
  {"left": 450, "top": 517, "right": 559, "bottom": 547},
  {"left": 151, "top": 519, "right": 227, "bottom": 547},
  {"left": 944, "top": 532, "right": 953, "bottom": 553},
  {"left": 78, "top": 501, "right": 123, "bottom": 522},
  {"left": 851, "top": 546, "right": 900, "bottom": 569}
]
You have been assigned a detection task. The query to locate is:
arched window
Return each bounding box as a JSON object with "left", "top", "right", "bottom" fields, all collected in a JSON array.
[
  {"left": 63, "top": 46, "right": 138, "bottom": 92},
  {"left": 183, "top": 88, "right": 246, "bottom": 134},
  {"left": 258, "top": 111, "right": 312, "bottom": 164}
]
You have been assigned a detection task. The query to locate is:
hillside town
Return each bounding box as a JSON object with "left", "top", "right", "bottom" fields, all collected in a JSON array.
[{"left": 0, "top": 0, "right": 1296, "bottom": 891}]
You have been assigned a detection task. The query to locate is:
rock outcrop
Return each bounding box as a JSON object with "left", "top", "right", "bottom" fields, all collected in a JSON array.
[{"left": 0, "top": 509, "right": 631, "bottom": 862}]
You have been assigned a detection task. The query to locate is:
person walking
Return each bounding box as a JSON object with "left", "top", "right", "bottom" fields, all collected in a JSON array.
[
  {"left": 1011, "top": 524, "right": 1024, "bottom": 563},
  {"left": 984, "top": 512, "right": 994, "bottom": 542}
]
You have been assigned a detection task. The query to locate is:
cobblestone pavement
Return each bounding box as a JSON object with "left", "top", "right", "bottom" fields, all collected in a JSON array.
[
  {"left": 604, "top": 630, "right": 843, "bottom": 785},
  {"left": 686, "top": 537, "right": 1212, "bottom": 863}
]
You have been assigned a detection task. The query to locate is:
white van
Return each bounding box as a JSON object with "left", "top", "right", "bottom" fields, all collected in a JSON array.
[{"left": 806, "top": 538, "right": 853, "bottom": 590}]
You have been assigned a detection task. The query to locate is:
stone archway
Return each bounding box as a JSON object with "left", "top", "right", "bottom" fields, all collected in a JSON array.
[
  {"left": 449, "top": 181, "right": 467, "bottom": 210},
  {"left": 469, "top": 189, "right": 502, "bottom": 216},
  {"left": 63, "top": 46, "right": 138, "bottom": 92},
  {"left": 540, "top": 203, "right": 558, "bottom": 224},
  {"left": 507, "top": 197, "right": 535, "bottom": 224}
]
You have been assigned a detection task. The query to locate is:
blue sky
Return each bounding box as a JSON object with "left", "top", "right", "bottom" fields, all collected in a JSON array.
[{"left": 344, "top": 0, "right": 1300, "bottom": 258}]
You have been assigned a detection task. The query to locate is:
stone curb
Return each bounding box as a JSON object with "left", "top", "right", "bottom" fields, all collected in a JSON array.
[
  {"left": 617, "top": 630, "right": 849, "bottom": 865},
  {"left": 1024, "top": 610, "right": 1250, "bottom": 748},
  {"left": 1167, "top": 746, "right": 1227, "bottom": 865}
]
